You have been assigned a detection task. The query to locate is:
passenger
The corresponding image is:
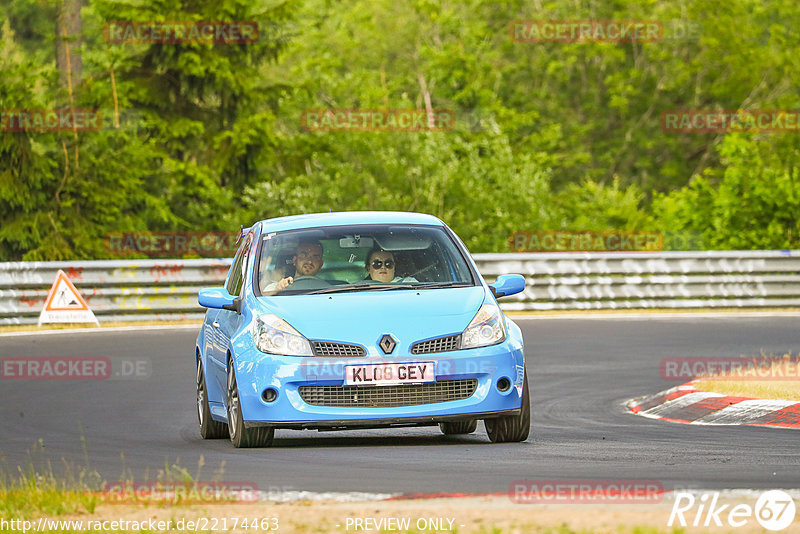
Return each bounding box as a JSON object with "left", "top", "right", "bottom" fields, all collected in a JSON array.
[
  {"left": 263, "top": 240, "right": 325, "bottom": 293},
  {"left": 259, "top": 249, "right": 294, "bottom": 292},
  {"left": 366, "top": 248, "right": 417, "bottom": 283}
]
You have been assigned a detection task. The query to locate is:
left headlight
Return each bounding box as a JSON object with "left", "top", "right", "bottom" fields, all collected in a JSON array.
[
  {"left": 254, "top": 314, "right": 313, "bottom": 356},
  {"left": 461, "top": 303, "right": 506, "bottom": 349}
]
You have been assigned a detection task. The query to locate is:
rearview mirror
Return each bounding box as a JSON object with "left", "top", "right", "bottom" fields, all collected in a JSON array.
[
  {"left": 488, "top": 274, "right": 525, "bottom": 298},
  {"left": 339, "top": 235, "right": 375, "bottom": 248},
  {"left": 198, "top": 287, "right": 240, "bottom": 312}
]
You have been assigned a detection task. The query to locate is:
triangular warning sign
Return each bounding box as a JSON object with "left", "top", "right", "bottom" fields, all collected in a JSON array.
[{"left": 38, "top": 270, "right": 100, "bottom": 326}]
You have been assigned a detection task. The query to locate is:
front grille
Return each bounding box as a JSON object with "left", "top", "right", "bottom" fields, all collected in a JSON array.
[
  {"left": 299, "top": 379, "right": 478, "bottom": 407},
  {"left": 312, "top": 341, "right": 366, "bottom": 357},
  {"left": 410, "top": 335, "right": 461, "bottom": 355}
]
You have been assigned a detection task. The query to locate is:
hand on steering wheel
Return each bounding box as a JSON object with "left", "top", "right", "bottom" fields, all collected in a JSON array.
[{"left": 276, "top": 276, "right": 294, "bottom": 290}]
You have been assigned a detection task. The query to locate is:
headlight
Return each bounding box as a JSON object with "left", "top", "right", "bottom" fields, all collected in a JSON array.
[
  {"left": 461, "top": 303, "right": 506, "bottom": 349},
  {"left": 254, "top": 314, "right": 313, "bottom": 356}
]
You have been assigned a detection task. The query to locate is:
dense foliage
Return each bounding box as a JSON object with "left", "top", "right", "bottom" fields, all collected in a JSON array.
[{"left": 1, "top": 0, "right": 798, "bottom": 259}]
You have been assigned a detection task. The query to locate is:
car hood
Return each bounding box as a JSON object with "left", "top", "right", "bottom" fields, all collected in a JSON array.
[{"left": 253, "top": 287, "right": 487, "bottom": 354}]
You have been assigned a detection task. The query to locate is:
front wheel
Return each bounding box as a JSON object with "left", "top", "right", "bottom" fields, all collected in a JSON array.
[
  {"left": 226, "top": 358, "right": 274, "bottom": 448},
  {"left": 439, "top": 420, "right": 478, "bottom": 435},
  {"left": 485, "top": 373, "right": 530, "bottom": 443}
]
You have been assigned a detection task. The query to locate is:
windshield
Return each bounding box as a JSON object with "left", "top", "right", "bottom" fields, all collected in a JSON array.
[{"left": 255, "top": 224, "right": 476, "bottom": 296}]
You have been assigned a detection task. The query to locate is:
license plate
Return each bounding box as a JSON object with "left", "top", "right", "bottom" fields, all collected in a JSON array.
[{"left": 344, "top": 362, "right": 435, "bottom": 386}]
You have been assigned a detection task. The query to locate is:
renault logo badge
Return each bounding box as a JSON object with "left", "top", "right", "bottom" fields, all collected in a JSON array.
[{"left": 379, "top": 334, "right": 396, "bottom": 355}]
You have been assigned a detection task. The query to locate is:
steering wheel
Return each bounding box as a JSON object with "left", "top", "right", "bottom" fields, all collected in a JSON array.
[
  {"left": 409, "top": 263, "right": 438, "bottom": 280},
  {"left": 284, "top": 276, "right": 332, "bottom": 291}
]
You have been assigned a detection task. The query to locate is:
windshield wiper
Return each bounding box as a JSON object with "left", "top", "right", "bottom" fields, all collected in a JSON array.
[
  {"left": 308, "top": 283, "right": 412, "bottom": 295},
  {"left": 408, "top": 281, "right": 474, "bottom": 289}
]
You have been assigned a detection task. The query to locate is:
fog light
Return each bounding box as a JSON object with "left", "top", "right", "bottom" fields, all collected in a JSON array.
[
  {"left": 262, "top": 388, "right": 278, "bottom": 403},
  {"left": 496, "top": 377, "right": 511, "bottom": 392}
]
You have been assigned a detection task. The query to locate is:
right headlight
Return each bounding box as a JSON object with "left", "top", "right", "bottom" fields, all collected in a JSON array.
[
  {"left": 253, "top": 314, "right": 313, "bottom": 356},
  {"left": 461, "top": 303, "right": 506, "bottom": 349}
]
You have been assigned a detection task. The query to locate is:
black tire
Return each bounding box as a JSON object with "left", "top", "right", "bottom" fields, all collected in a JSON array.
[
  {"left": 485, "top": 373, "right": 530, "bottom": 443},
  {"left": 439, "top": 420, "right": 478, "bottom": 435},
  {"left": 197, "top": 359, "right": 227, "bottom": 439},
  {"left": 226, "top": 357, "right": 274, "bottom": 448}
]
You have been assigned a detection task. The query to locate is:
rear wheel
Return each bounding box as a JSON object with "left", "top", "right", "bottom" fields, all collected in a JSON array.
[
  {"left": 485, "top": 373, "right": 530, "bottom": 443},
  {"left": 227, "top": 358, "right": 274, "bottom": 448},
  {"left": 439, "top": 420, "right": 478, "bottom": 435},
  {"left": 197, "top": 359, "right": 227, "bottom": 439}
]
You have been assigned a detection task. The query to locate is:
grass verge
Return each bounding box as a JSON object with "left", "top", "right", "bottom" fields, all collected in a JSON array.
[
  {"left": 692, "top": 353, "right": 800, "bottom": 401},
  {"left": 0, "top": 447, "right": 691, "bottom": 533}
]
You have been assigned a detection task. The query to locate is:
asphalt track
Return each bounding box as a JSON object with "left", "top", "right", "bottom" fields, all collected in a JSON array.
[{"left": 1, "top": 316, "right": 799, "bottom": 496}]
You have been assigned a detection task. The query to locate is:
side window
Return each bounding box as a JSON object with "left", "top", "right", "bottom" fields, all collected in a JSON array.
[{"left": 226, "top": 235, "right": 252, "bottom": 297}]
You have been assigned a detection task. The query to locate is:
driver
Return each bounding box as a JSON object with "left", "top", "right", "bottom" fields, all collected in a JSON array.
[{"left": 262, "top": 240, "right": 325, "bottom": 294}]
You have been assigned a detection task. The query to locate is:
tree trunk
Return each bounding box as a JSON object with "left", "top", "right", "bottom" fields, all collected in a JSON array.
[{"left": 55, "top": 0, "right": 81, "bottom": 90}]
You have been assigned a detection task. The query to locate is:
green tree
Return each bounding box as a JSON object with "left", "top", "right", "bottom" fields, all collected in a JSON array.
[{"left": 654, "top": 134, "right": 800, "bottom": 250}]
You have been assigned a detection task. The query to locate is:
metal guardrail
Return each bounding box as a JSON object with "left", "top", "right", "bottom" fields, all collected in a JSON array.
[
  {"left": 0, "top": 259, "right": 231, "bottom": 325},
  {"left": 1, "top": 251, "right": 798, "bottom": 324},
  {"left": 478, "top": 250, "right": 800, "bottom": 310}
]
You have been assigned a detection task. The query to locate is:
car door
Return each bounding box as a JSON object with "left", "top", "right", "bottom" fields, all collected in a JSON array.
[
  {"left": 209, "top": 233, "right": 252, "bottom": 401},
  {"left": 201, "top": 307, "right": 219, "bottom": 371}
]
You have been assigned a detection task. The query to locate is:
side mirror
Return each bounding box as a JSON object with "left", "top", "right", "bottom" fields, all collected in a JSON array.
[
  {"left": 198, "top": 287, "right": 240, "bottom": 312},
  {"left": 488, "top": 274, "right": 525, "bottom": 298}
]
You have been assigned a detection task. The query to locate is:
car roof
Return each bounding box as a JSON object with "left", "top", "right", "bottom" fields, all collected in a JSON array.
[{"left": 256, "top": 211, "right": 446, "bottom": 233}]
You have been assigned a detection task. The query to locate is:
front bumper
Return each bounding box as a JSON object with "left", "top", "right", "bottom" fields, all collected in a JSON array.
[
  {"left": 243, "top": 409, "right": 520, "bottom": 430},
  {"left": 229, "top": 341, "right": 525, "bottom": 429}
]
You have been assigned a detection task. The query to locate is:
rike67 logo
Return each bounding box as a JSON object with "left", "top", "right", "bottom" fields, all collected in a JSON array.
[{"left": 669, "top": 490, "right": 796, "bottom": 531}]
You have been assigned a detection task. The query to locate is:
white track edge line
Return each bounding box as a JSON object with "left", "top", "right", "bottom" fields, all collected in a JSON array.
[{"left": 0, "top": 324, "right": 202, "bottom": 337}]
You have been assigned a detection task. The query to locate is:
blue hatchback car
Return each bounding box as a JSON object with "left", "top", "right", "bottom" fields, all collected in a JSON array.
[{"left": 195, "top": 212, "right": 529, "bottom": 447}]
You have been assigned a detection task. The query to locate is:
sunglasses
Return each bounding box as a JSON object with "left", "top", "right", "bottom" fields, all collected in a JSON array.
[{"left": 370, "top": 259, "right": 394, "bottom": 269}]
